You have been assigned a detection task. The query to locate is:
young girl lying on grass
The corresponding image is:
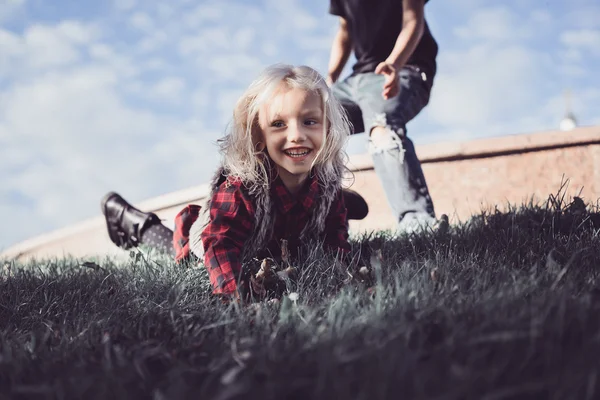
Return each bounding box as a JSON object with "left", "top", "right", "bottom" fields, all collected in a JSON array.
[{"left": 101, "top": 64, "right": 366, "bottom": 302}]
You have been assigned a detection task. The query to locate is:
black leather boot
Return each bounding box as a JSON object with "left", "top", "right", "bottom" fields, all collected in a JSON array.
[{"left": 100, "top": 192, "right": 161, "bottom": 249}]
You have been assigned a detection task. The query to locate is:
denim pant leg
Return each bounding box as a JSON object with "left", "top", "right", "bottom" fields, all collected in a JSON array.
[
  {"left": 351, "top": 69, "right": 436, "bottom": 226},
  {"left": 331, "top": 79, "right": 364, "bottom": 135}
]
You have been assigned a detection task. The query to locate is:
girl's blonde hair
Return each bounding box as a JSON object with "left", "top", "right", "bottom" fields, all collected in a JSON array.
[{"left": 218, "top": 63, "right": 351, "bottom": 193}]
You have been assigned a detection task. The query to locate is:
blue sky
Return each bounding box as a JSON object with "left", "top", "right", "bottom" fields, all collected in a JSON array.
[{"left": 1, "top": 0, "right": 599, "bottom": 250}]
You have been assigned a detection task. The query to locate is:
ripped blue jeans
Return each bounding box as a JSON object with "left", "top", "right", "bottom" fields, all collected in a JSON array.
[{"left": 332, "top": 67, "right": 436, "bottom": 229}]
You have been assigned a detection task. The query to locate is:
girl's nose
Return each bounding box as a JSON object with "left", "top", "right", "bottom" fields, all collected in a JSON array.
[{"left": 288, "top": 123, "right": 307, "bottom": 142}]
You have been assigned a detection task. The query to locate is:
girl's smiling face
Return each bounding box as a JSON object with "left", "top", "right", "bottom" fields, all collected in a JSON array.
[{"left": 258, "top": 83, "right": 325, "bottom": 191}]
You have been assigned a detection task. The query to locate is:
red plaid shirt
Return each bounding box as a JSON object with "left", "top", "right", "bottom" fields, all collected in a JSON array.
[{"left": 173, "top": 174, "right": 350, "bottom": 297}]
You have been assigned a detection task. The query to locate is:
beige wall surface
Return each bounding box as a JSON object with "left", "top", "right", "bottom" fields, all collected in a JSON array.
[{"left": 3, "top": 126, "right": 599, "bottom": 262}]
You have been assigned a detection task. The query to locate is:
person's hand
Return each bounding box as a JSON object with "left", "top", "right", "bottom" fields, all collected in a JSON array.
[
  {"left": 249, "top": 259, "right": 287, "bottom": 300},
  {"left": 374, "top": 62, "right": 400, "bottom": 100}
]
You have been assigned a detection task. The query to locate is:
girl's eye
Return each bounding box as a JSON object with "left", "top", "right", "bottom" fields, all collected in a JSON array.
[
  {"left": 304, "top": 119, "right": 318, "bottom": 126},
  {"left": 271, "top": 121, "right": 285, "bottom": 128}
]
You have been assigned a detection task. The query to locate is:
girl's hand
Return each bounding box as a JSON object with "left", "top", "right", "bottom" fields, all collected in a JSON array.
[
  {"left": 249, "top": 274, "right": 286, "bottom": 300},
  {"left": 249, "top": 259, "right": 287, "bottom": 300}
]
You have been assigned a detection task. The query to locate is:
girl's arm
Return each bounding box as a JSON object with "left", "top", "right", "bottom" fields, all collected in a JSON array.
[
  {"left": 323, "top": 189, "right": 351, "bottom": 254},
  {"left": 201, "top": 180, "right": 254, "bottom": 297}
]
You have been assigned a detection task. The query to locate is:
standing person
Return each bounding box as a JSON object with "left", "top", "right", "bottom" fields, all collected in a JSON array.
[
  {"left": 102, "top": 64, "right": 358, "bottom": 302},
  {"left": 327, "top": 0, "right": 447, "bottom": 233}
]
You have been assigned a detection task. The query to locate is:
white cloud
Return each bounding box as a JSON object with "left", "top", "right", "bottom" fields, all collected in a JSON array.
[
  {"left": 0, "top": 21, "right": 101, "bottom": 80},
  {"left": 414, "top": 2, "right": 600, "bottom": 141},
  {"left": 138, "top": 30, "right": 168, "bottom": 53},
  {"left": 454, "top": 7, "right": 517, "bottom": 42},
  {"left": 145, "top": 57, "right": 167, "bottom": 71},
  {"left": 560, "top": 29, "right": 600, "bottom": 57},
  {"left": 0, "top": 67, "right": 220, "bottom": 247},
  {"left": 55, "top": 20, "right": 98, "bottom": 44},
  {"left": 214, "top": 88, "right": 245, "bottom": 124},
  {"left": 206, "top": 54, "right": 263, "bottom": 82},
  {"left": 261, "top": 41, "right": 278, "bottom": 57},
  {"left": 0, "top": 29, "right": 22, "bottom": 73},
  {"left": 266, "top": 0, "right": 319, "bottom": 32},
  {"left": 452, "top": 6, "right": 548, "bottom": 44},
  {"left": 113, "top": 0, "right": 136, "bottom": 12},
  {"left": 129, "top": 12, "right": 154, "bottom": 32},
  {"left": 156, "top": 4, "right": 176, "bottom": 20},
  {"left": 3, "top": 0, "right": 25, "bottom": 6},
  {"left": 557, "top": 27, "right": 600, "bottom": 78},
  {"left": 89, "top": 43, "right": 114, "bottom": 59},
  {"left": 530, "top": 9, "right": 553, "bottom": 25},
  {"left": 566, "top": 6, "right": 600, "bottom": 29},
  {"left": 183, "top": 3, "right": 227, "bottom": 29},
  {"left": 560, "top": 47, "right": 583, "bottom": 64},
  {"left": 149, "top": 76, "right": 185, "bottom": 103},
  {"left": 0, "top": 0, "right": 25, "bottom": 23},
  {"left": 558, "top": 64, "right": 587, "bottom": 78},
  {"left": 178, "top": 28, "right": 231, "bottom": 55},
  {"left": 296, "top": 34, "right": 333, "bottom": 51},
  {"left": 23, "top": 25, "right": 81, "bottom": 68},
  {"left": 233, "top": 27, "right": 256, "bottom": 51},
  {"left": 190, "top": 87, "right": 210, "bottom": 111},
  {"left": 427, "top": 44, "right": 543, "bottom": 130},
  {"left": 4, "top": 70, "right": 133, "bottom": 143}
]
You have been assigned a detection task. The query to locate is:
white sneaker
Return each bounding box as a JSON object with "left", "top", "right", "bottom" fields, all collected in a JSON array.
[
  {"left": 397, "top": 213, "right": 449, "bottom": 235},
  {"left": 397, "top": 213, "right": 436, "bottom": 234}
]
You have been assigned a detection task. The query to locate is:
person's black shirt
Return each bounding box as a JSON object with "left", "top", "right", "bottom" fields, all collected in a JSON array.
[{"left": 330, "top": 0, "right": 438, "bottom": 87}]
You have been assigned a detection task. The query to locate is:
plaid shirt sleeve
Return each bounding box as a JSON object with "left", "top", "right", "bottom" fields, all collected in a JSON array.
[
  {"left": 323, "top": 188, "right": 351, "bottom": 254},
  {"left": 200, "top": 180, "right": 254, "bottom": 297},
  {"left": 173, "top": 204, "right": 202, "bottom": 264}
]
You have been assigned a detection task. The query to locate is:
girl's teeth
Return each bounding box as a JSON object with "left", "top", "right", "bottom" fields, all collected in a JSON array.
[{"left": 285, "top": 150, "right": 310, "bottom": 157}]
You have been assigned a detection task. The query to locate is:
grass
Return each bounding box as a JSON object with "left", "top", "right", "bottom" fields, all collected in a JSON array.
[{"left": 2, "top": 192, "right": 600, "bottom": 399}]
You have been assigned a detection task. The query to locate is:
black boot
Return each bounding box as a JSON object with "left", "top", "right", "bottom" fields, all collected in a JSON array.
[
  {"left": 100, "top": 192, "right": 161, "bottom": 249},
  {"left": 342, "top": 188, "right": 369, "bottom": 220}
]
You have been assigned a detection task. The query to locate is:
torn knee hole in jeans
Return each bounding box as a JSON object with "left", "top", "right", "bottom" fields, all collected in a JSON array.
[{"left": 368, "top": 113, "right": 406, "bottom": 162}]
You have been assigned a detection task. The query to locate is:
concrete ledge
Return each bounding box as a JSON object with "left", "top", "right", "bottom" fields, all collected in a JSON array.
[
  {"left": 348, "top": 125, "right": 600, "bottom": 170},
  {"left": 135, "top": 183, "right": 210, "bottom": 212},
  {"left": 3, "top": 125, "right": 599, "bottom": 261}
]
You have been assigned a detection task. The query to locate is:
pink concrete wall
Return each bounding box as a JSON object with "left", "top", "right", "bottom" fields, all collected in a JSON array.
[{"left": 349, "top": 126, "right": 600, "bottom": 233}]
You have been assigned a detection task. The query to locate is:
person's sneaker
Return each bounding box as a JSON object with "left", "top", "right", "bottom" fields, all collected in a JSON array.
[
  {"left": 397, "top": 213, "right": 435, "bottom": 234},
  {"left": 434, "top": 214, "right": 450, "bottom": 235},
  {"left": 397, "top": 213, "right": 449, "bottom": 235},
  {"left": 100, "top": 192, "right": 160, "bottom": 249},
  {"left": 342, "top": 188, "right": 369, "bottom": 220}
]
